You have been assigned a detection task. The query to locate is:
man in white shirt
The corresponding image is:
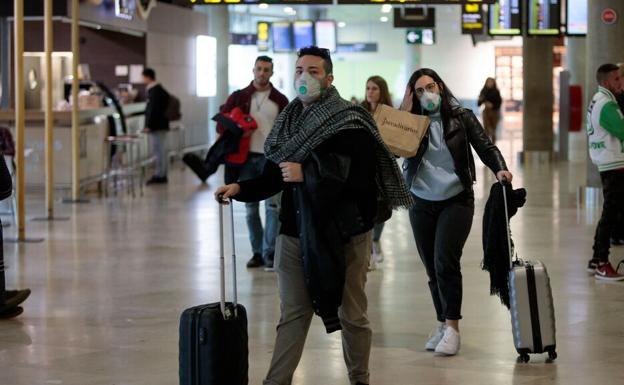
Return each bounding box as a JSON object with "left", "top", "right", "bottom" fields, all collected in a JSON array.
[{"left": 218, "top": 56, "right": 289, "bottom": 269}]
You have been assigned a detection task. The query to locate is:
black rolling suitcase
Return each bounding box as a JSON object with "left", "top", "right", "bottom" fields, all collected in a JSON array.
[
  {"left": 502, "top": 182, "right": 557, "bottom": 363},
  {"left": 179, "top": 202, "right": 249, "bottom": 385}
]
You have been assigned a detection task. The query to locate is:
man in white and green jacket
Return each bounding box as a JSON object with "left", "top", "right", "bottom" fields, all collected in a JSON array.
[{"left": 587, "top": 63, "right": 624, "bottom": 281}]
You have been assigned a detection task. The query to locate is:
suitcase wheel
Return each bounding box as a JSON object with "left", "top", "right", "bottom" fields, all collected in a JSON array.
[
  {"left": 517, "top": 354, "right": 530, "bottom": 363},
  {"left": 548, "top": 350, "right": 558, "bottom": 361}
]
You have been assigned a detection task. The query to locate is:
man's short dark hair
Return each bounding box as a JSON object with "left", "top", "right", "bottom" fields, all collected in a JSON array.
[
  {"left": 142, "top": 68, "right": 156, "bottom": 80},
  {"left": 297, "top": 46, "right": 333, "bottom": 75},
  {"left": 596, "top": 63, "right": 619, "bottom": 84},
  {"left": 255, "top": 56, "right": 274, "bottom": 70}
]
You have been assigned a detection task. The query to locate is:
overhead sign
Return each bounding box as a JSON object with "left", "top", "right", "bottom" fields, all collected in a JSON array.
[
  {"left": 338, "top": 0, "right": 494, "bottom": 4},
  {"left": 337, "top": 43, "right": 378, "bottom": 53},
  {"left": 406, "top": 29, "right": 436, "bottom": 45},
  {"left": 394, "top": 7, "right": 436, "bottom": 28},
  {"left": 527, "top": 0, "right": 561, "bottom": 36},
  {"left": 315, "top": 20, "right": 337, "bottom": 53},
  {"left": 257, "top": 22, "right": 270, "bottom": 52},
  {"left": 461, "top": 3, "right": 484, "bottom": 34},
  {"left": 488, "top": 0, "right": 522, "bottom": 36},
  {"left": 189, "top": 0, "right": 333, "bottom": 4},
  {"left": 565, "top": 0, "right": 587, "bottom": 35},
  {"left": 601, "top": 8, "right": 618, "bottom": 25}
]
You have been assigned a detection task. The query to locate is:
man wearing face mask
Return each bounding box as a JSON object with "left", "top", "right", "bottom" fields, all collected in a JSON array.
[
  {"left": 217, "top": 56, "right": 288, "bottom": 270},
  {"left": 215, "top": 46, "right": 412, "bottom": 385}
]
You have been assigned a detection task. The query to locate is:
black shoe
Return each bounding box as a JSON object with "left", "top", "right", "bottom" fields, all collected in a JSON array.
[
  {"left": 264, "top": 256, "right": 274, "bottom": 272},
  {"left": 246, "top": 253, "right": 264, "bottom": 268},
  {"left": 146, "top": 176, "right": 168, "bottom": 185},
  {"left": 355, "top": 383, "right": 369, "bottom": 385}
]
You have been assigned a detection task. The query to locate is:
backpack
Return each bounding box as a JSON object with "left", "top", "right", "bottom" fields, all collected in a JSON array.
[{"left": 165, "top": 93, "right": 182, "bottom": 121}]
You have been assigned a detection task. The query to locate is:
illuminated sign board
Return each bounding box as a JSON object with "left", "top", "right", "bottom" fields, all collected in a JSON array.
[
  {"left": 315, "top": 20, "right": 337, "bottom": 52},
  {"left": 527, "top": 0, "right": 561, "bottom": 36},
  {"left": 293, "top": 21, "right": 315, "bottom": 50},
  {"left": 189, "top": 0, "right": 333, "bottom": 4},
  {"left": 461, "top": 3, "right": 484, "bottom": 34},
  {"left": 337, "top": 0, "right": 494, "bottom": 4},
  {"left": 272, "top": 22, "right": 294, "bottom": 53},
  {"left": 488, "top": 0, "right": 522, "bottom": 36},
  {"left": 257, "top": 21, "right": 270, "bottom": 52},
  {"left": 565, "top": 0, "right": 587, "bottom": 35}
]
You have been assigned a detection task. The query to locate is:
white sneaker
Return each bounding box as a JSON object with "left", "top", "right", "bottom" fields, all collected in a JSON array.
[
  {"left": 425, "top": 323, "right": 446, "bottom": 351},
  {"left": 372, "top": 241, "right": 385, "bottom": 263},
  {"left": 434, "top": 326, "right": 461, "bottom": 356},
  {"left": 368, "top": 253, "right": 378, "bottom": 271}
]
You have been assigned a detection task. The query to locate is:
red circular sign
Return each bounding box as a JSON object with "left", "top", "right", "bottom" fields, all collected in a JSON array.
[{"left": 601, "top": 8, "right": 618, "bottom": 24}]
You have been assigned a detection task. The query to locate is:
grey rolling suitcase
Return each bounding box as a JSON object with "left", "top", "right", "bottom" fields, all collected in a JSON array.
[
  {"left": 502, "top": 183, "right": 557, "bottom": 363},
  {"left": 179, "top": 202, "right": 249, "bottom": 385}
]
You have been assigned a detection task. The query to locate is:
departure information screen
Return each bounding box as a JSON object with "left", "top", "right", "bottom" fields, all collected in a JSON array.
[
  {"left": 188, "top": 0, "right": 332, "bottom": 4},
  {"left": 488, "top": 0, "right": 522, "bottom": 36},
  {"left": 293, "top": 21, "right": 314, "bottom": 50},
  {"left": 566, "top": 0, "right": 587, "bottom": 35},
  {"left": 337, "top": 0, "right": 494, "bottom": 4},
  {"left": 528, "top": 0, "right": 561, "bottom": 35}
]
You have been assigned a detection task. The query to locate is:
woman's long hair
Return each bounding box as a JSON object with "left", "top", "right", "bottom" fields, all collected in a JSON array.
[
  {"left": 362, "top": 75, "right": 393, "bottom": 113},
  {"left": 407, "top": 68, "right": 459, "bottom": 131},
  {"left": 480, "top": 77, "right": 499, "bottom": 96}
]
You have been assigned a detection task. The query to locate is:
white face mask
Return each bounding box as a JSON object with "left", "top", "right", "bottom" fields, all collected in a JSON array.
[
  {"left": 294, "top": 72, "right": 323, "bottom": 104},
  {"left": 420, "top": 91, "right": 441, "bottom": 112}
]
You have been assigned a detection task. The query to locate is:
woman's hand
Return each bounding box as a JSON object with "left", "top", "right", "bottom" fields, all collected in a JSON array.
[
  {"left": 400, "top": 85, "right": 414, "bottom": 112},
  {"left": 496, "top": 170, "right": 513, "bottom": 184},
  {"left": 279, "top": 162, "right": 304, "bottom": 183},
  {"left": 214, "top": 183, "right": 241, "bottom": 203}
]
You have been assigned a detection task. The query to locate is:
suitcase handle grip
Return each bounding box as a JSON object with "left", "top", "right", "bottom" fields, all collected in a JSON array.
[{"left": 218, "top": 201, "right": 238, "bottom": 320}]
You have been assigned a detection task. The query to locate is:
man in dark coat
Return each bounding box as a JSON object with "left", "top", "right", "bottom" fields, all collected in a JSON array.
[
  {"left": 216, "top": 46, "right": 412, "bottom": 385},
  {"left": 142, "top": 68, "right": 170, "bottom": 184}
]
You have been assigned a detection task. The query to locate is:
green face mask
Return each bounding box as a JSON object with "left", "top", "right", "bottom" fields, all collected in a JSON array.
[{"left": 419, "top": 91, "right": 441, "bottom": 112}]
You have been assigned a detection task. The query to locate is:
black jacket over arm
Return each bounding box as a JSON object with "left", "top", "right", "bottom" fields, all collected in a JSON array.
[
  {"left": 145, "top": 84, "right": 170, "bottom": 131},
  {"left": 236, "top": 129, "right": 377, "bottom": 332},
  {"left": 0, "top": 154, "right": 11, "bottom": 201}
]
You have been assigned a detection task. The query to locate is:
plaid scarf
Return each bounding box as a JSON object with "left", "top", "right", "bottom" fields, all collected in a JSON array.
[{"left": 265, "top": 86, "right": 413, "bottom": 209}]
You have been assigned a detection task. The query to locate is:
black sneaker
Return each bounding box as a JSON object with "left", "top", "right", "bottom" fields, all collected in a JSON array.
[
  {"left": 246, "top": 253, "right": 264, "bottom": 268},
  {"left": 264, "top": 256, "right": 275, "bottom": 272},
  {"left": 146, "top": 176, "right": 168, "bottom": 185},
  {"left": 587, "top": 259, "right": 600, "bottom": 274}
]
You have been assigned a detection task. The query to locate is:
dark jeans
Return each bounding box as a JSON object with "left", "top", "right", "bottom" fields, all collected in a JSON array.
[
  {"left": 593, "top": 170, "right": 624, "bottom": 262},
  {"left": 408, "top": 191, "right": 474, "bottom": 322}
]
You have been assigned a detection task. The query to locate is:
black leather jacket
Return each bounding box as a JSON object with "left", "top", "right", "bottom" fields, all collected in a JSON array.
[{"left": 403, "top": 107, "right": 507, "bottom": 192}]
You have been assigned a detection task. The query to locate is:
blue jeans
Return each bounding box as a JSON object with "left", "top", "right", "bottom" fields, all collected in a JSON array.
[
  {"left": 150, "top": 130, "right": 168, "bottom": 178},
  {"left": 238, "top": 153, "right": 281, "bottom": 262}
]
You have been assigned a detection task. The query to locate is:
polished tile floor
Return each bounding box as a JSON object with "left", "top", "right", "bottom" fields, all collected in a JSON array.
[{"left": 0, "top": 134, "right": 623, "bottom": 385}]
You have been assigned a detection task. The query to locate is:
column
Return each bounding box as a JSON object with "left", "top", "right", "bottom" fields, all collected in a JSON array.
[
  {"left": 585, "top": 1, "right": 624, "bottom": 187},
  {"left": 522, "top": 37, "right": 556, "bottom": 159},
  {"left": 207, "top": 6, "right": 229, "bottom": 145}
]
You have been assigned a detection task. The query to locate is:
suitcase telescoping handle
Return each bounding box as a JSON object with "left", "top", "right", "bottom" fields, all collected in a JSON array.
[
  {"left": 500, "top": 179, "right": 515, "bottom": 270},
  {"left": 218, "top": 198, "right": 238, "bottom": 320}
]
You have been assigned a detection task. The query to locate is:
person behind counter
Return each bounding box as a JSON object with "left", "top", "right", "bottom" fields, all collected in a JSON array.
[{"left": 142, "top": 68, "right": 170, "bottom": 185}]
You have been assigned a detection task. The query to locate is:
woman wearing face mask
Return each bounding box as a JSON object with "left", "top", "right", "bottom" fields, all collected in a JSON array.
[
  {"left": 362, "top": 76, "right": 393, "bottom": 270},
  {"left": 400, "top": 68, "right": 512, "bottom": 356}
]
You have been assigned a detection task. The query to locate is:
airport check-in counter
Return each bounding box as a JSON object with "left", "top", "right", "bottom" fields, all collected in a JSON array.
[{"left": 0, "top": 103, "right": 147, "bottom": 190}]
